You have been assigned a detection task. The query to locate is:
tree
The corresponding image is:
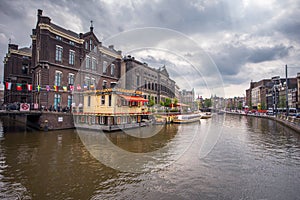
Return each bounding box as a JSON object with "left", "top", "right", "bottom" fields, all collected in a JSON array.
[
  {"left": 261, "top": 101, "right": 266, "bottom": 110},
  {"left": 164, "top": 98, "right": 172, "bottom": 107},
  {"left": 278, "top": 96, "right": 285, "bottom": 108},
  {"left": 204, "top": 98, "right": 212, "bottom": 108},
  {"left": 174, "top": 98, "right": 178, "bottom": 106},
  {"left": 160, "top": 101, "right": 164, "bottom": 106},
  {"left": 149, "top": 96, "right": 155, "bottom": 107},
  {"left": 238, "top": 101, "right": 243, "bottom": 110}
]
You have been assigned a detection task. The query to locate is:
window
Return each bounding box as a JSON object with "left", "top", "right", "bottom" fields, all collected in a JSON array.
[
  {"left": 101, "top": 95, "right": 105, "bottom": 105},
  {"left": 85, "top": 77, "right": 91, "bottom": 88},
  {"left": 55, "top": 71, "right": 62, "bottom": 86},
  {"left": 103, "top": 61, "right": 107, "bottom": 73},
  {"left": 85, "top": 41, "right": 88, "bottom": 49},
  {"left": 36, "top": 70, "right": 41, "bottom": 86},
  {"left": 55, "top": 45, "right": 63, "bottom": 62},
  {"left": 136, "top": 75, "right": 140, "bottom": 87},
  {"left": 91, "top": 78, "right": 96, "bottom": 88},
  {"left": 92, "top": 57, "right": 97, "bottom": 70},
  {"left": 88, "top": 96, "right": 91, "bottom": 107},
  {"left": 111, "top": 63, "right": 115, "bottom": 76},
  {"left": 56, "top": 35, "right": 62, "bottom": 41},
  {"left": 89, "top": 39, "right": 93, "bottom": 51},
  {"left": 69, "top": 50, "right": 75, "bottom": 65},
  {"left": 69, "top": 41, "right": 74, "bottom": 46},
  {"left": 86, "top": 56, "right": 90, "bottom": 69},
  {"left": 22, "top": 65, "right": 28, "bottom": 75},
  {"left": 68, "top": 73, "right": 74, "bottom": 85},
  {"left": 102, "top": 80, "right": 107, "bottom": 89},
  {"left": 68, "top": 95, "right": 73, "bottom": 107},
  {"left": 54, "top": 94, "right": 61, "bottom": 110},
  {"left": 108, "top": 95, "right": 112, "bottom": 106}
]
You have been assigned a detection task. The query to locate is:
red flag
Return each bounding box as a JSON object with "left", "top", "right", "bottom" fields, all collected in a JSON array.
[
  {"left": 16, "top": 83, "right": 22, "bottom": 91},
  {"left": 5, "top": 82, "right": 12, "bottom": 90},
  {"left": 69, "top": 85, "right": 74, "bottom": 91},
  {"left": 77, "top": 84, "right": 81, "bottom": 91},
  {"left": 27, "top": 84, "right": 32, "bottom": 91},
  {"left": 54, "top": 85, "right": 58, "bottom": 92}
]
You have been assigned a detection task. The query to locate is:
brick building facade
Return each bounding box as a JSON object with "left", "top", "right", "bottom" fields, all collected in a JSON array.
[
  {"left": 3, "top": 44, "right": 32, "bottom": 104},
  {"left": 31, "top": 9, "right": 121, "bottom": 110}
]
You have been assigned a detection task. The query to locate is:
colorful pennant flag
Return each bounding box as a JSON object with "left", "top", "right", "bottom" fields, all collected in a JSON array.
[
  {"left": 36, "top": 85, "right": 41, "bottom": 92},
  {"left": 16, "top": 83, "right": 22, "bottom": 91},
  {"left": 77, "top": 84, "right": 81, "bottom": 91},
  {"left": 63, "top": 86, "right": 67, "bottom": 91},
  {"left": 46, "top": 85, "right": 50, "bottom": 92},
  {"left": 83, "top": 84, "right": 88, "bottom": 90},
  {"left": 90, "top": 84, "right": 95, "bottom": 90},
  {"left": 69, "top": 85, "right": 74, "bottom": 91},
  {"left": 54, "top": 85, "right": 58, "bottom": 92},
  {"left": 5, "top": 82, "right": 12, "bottom": 90},
  {"left": 27, "top": 84, "right": 32, "bottom": 91}
]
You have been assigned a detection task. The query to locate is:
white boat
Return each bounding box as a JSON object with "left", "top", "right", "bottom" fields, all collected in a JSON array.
[
  {"left": 200, "top": 112, "right": 212, "bottom": 119},
  {"left": 173, "top": 113, "right": 201, "bottom": 124}
]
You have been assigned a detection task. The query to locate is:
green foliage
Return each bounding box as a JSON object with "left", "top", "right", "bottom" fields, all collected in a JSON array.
[
  {"left": 149, "top": 96, "right": 155, "bottom": 107},
  {"left": 174, "top": 98, "right": 178, "bottom": 105},
  {"left": 160, "top": 101, "right": 164, "bottom": 106},
  {"left": 204, "top": 98, "right": 212, "bottom": 108},
  {"left": 261, "top": 101, "right": 266, "bottom": 110},
  {"left": 278, "top": 96, "right": 286, "bottom": 108},
  {"left": 164, "top": 98, "right": 172, "bottom": 107},
  {"left": 238, "top": 102, "right": 243, "bottom": 110}
]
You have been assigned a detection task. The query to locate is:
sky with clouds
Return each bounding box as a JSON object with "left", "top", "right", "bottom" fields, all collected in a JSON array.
[{"left": 0, "top": 0, "right": 299, "bottom": 97}]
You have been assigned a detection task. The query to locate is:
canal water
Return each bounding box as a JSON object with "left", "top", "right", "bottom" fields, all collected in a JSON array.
[{"left": 0, "top": 114, "right": 299, "bottom": 199}]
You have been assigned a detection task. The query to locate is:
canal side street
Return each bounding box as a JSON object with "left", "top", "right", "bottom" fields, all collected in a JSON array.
[{"left": 225, "top": 111, "right": 300, "bottom": 133}]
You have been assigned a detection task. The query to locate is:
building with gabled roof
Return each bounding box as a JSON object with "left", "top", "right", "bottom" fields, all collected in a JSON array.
[
  {"left": 30, "top": 9, "right": 122, "bottom": 110},
  {"left": 3, "top": 43, "right": 32, "bottom": 104}
]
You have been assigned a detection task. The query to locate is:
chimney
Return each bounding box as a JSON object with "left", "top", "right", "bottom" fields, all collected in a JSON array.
[
  {"left": 9, "top": 44, "right": 18, "bottom": 50},
  {"left": 38, "top": 9, "right": 43, "bottom": 16},
  {"left": 37, "top": 9, "right": 43, "bottom": 22},
  {"left": 90, "top": 20, "right": 94, "bottom": 32},
  {"left": 109, "top": 45, "right": 114, "bottom": 49}
]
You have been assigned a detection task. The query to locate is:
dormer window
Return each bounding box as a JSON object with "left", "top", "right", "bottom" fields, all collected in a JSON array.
[
  {"left": 69, "top": 41, "right": 74, "bottom": 46},
  {"left": 56, "top": 35, "right": 62, "bottom": 41}
]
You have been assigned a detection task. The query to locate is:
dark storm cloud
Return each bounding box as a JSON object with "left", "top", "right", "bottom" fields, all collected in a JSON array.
[
  {"left": 211, "top": 43, "right": 293, "bottom": 76},
  {"left": 0, "top": 0, "right": 299, "bottom": 96}
]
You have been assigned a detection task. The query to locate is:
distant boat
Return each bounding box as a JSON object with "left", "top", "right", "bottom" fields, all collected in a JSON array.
[
  {"left": 173, "top": 113, "right": 201, "bottom": 124},
  {"left": 200, "top": 112, "right": 212, "bottom": 119}
]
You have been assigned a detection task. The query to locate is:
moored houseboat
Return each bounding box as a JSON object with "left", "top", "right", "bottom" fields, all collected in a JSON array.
[
  {"left": 73, "top": 88, "right": 150, "bottom": 131},
  {"left": 172, "top": 113, "right": 201, "bottom": 124}
]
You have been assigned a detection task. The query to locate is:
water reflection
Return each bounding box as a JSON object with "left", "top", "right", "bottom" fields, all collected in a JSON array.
[
  {"left": 77, "top": 122, "right": 200, "bottom": 173},
  {"left": 0, "top": 115, "right": 299, "bottom": 199}
]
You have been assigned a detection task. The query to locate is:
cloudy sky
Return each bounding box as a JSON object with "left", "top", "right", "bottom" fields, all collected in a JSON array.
[{"left": 0, "top": 0, "right": 299, "bottom": 97}]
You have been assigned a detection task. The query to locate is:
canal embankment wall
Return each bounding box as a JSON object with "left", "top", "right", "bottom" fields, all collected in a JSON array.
[
  {"left": 37, "top": 112, "right": 74, "bottom": 131},
  {"left": 226, "top": 112, "right": 300, "bottom": 133}
]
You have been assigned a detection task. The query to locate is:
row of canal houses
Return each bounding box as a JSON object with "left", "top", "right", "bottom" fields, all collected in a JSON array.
[
  {"left": 3, "top": 9, "right": 181, "bottom": 129},
  {"left": 245, "top": 74, "right": 300, "bottom": 111}
]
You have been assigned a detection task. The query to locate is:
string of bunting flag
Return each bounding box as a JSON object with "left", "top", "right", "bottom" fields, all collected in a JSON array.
[{"left": 4, "top": 82, "right": 96, "bottom": 92}]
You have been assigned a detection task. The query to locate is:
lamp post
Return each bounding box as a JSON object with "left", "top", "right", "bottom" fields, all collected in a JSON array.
[{"left": 285, "top": 64, "right": 289, "bottom": 117}]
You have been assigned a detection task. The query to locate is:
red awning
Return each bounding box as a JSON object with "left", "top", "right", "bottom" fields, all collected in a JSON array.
[{"left": 119, "top": 95, "right": 149, "bottom": 102}]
